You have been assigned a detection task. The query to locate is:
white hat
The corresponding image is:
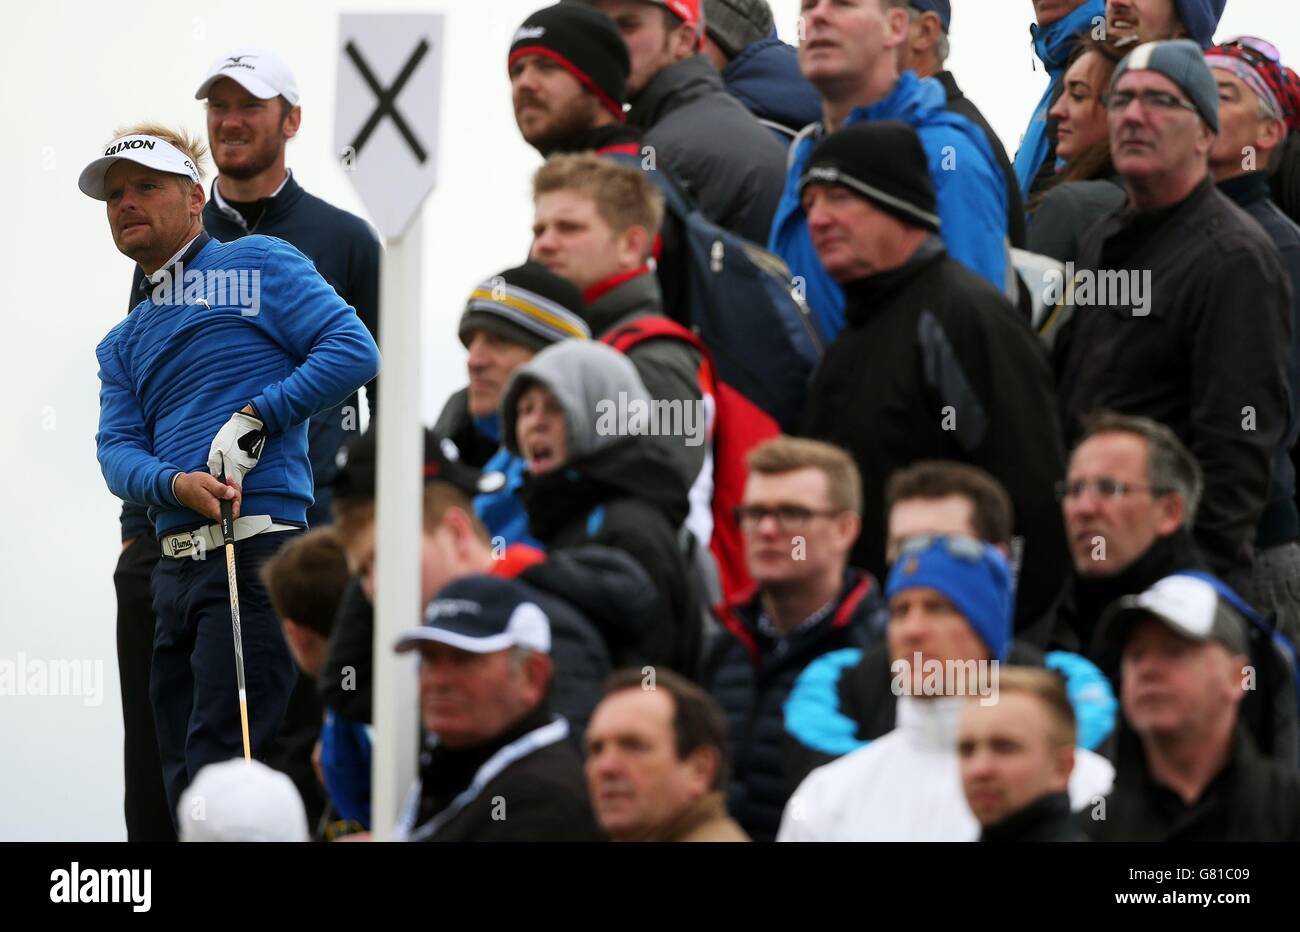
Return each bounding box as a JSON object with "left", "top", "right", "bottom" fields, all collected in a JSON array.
[
  {"left": 77, "top": 134, "right": 201, "bottom": 200},
  {"left": 1098, "top": 574, "right": 1250, "bottom": 656},
  {"left": 178, "top": 758, "right": 309, "bottom": 842},
  {"left": 195, "top": 47, "right": 300, "bottom": 105}
]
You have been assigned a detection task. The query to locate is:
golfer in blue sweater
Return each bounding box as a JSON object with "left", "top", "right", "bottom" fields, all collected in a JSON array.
[{"left": 82, "top": 124, "right": 381, "bottom": 818}]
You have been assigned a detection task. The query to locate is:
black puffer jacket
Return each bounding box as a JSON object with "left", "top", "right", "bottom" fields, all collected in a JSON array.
[
  {"left": 317, "top": 547, "right": 660, "bottom": 738},
  {"left": 701, "top": 569, "right": 881, "bottom": 841},
  {"left": 519, "top": 439, "right": 703, "bottom": 679},
  {"left": 519, "top": 545, "right": 659, "bottom": 737}
]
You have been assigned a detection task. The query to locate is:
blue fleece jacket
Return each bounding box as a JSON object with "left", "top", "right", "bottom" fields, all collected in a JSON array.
[
  {"left": 1013, "top": 0, "right": 1105, "bottom": 197},
  {"left": 96, "top": 235, "right": 382, "bottom": 536},
  {"left": 768, "top": 71, "right": 1009, "bottom": 341},
  {"left": 721, "top": 36, "right": 822, "bottom": 142}
]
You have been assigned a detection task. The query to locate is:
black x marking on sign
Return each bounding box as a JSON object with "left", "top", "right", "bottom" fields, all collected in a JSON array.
[{"left": 345, "top": 38, "right": 429, "bottom": 163}]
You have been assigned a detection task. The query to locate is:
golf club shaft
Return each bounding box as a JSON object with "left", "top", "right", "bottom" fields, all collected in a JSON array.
[{"left": 219, "top": 473, "right": 252, "bottom": 762}]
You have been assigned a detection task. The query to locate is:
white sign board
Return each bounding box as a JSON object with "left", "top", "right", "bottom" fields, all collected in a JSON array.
[{"left": 335, "top": 13, "right": 444, "bottom": 239}]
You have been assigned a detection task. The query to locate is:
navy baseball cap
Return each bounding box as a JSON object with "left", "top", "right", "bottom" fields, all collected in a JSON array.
[
  {"left": 333, "top": 428, "right": 504, "bottom": 502},
  {"left": 910, "top": 0, "right": 950, "bottom": 33},
  {"left": 395, "top": 576, "right": 552, "bottom": 655}
]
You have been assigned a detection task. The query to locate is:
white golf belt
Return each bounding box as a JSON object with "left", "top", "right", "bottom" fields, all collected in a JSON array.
[{"left": 160, "top": 514, "right": 297, "bottom": 559}]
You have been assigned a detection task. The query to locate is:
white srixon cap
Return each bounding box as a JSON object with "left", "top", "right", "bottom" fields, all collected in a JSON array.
[
  {"left": 178, "top": 758, "right": 309, "bottom": 842},
  {"left": 195, "top": 47, "right": 300, "bottom": 105},
  {"left": 78, "top": 135, "right": 201, "bottom": 200}
]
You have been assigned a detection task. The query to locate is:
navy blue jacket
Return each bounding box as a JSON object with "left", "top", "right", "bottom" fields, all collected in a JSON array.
[
  {"left": 702, "top": 569, "right": 882, "bottom": 842},
  {"left": 719, "top": 37, "right": 821, "bottom": 143},
  {"left": 1219, "top": 172, "right": 1300, "bottom": 549},
  {"left": 120, "top": 173, "right": 380, "bottom": 537}
]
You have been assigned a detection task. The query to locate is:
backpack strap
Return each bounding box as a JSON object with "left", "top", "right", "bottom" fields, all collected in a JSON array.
[{"left": 602, "top": 318, "right": 717, "bottom": 398}]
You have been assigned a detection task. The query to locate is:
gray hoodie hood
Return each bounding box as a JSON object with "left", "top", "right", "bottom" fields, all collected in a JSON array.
[{"left": 500, "top": 340, "right": 650, "bottom": 462}]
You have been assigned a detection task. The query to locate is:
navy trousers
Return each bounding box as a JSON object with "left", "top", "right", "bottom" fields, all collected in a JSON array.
[{"left": 150, "top": 528, "right": 301, "bottom": 821}]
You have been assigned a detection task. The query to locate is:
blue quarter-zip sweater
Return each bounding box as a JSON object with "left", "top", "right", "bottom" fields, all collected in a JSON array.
[
  {"left": 96, "top": 235, "right": 382, "bottom": 536},
  {"left": 768, "top": 71, "right": 1009, "bottom": 342},
  {"left": 1013, "top": 0, "right": 1105, "bottom": 197}
]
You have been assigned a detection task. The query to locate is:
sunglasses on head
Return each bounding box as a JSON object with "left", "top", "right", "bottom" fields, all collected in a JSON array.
[{"left": 1223, "top": 35, "right": 1282, "bottom": 67}]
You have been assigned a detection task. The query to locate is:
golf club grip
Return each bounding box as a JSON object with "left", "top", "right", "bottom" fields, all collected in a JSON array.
[{"left": 219, "top": 493, "right": 235, "bottom": 545}]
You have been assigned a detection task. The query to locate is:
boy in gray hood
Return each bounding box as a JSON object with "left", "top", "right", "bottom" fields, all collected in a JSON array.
[{"left": 502, "top": 341, "right": 704, "bottom": 679}]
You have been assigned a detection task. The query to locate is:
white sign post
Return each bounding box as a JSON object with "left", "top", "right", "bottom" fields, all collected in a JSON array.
[{"left": 334, "top": 11, "right": 444, "bottom": 840}]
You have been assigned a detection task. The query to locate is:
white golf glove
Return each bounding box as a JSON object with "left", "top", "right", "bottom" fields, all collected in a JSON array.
[{"left": 208, "top": 412, "right": 267, "bottom": 486}]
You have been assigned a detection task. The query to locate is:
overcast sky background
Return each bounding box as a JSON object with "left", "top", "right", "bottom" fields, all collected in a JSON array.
[{"left": 2, "top": 0, "right": 1292, "bottom": 840}]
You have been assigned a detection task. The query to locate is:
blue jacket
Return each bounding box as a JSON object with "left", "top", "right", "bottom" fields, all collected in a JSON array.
[
  {"left": 120, "top": 174, "right": 381, "bottom": 537},
  {"left": 474, "top": 442, "right": 542, "bottom": 550},
  {"left": 96, "top": 235, "right": 382, "bottom": 535},
  {"left": 321, "top": 710, "right": 372, "bottom": 829},
  {"left": 1013, "top": 0, "right": 1105, "bottom": 197},
  {"left": 720, "top": 36, "right": 822, "bottom": 143},
  {"left": 768, "top": 71, "right": 1009, "bottom": 342}
]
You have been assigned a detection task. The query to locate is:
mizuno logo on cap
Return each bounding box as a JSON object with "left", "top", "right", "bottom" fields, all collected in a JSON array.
[
  {"left": 104, "top": 139, "right": 156, "bottom": 156},
  {"left": 222, "top": 55, "right": 258, "bottom": 71},
  {"left": 514, "top": 25, "right": 546, "bottom": 42}
]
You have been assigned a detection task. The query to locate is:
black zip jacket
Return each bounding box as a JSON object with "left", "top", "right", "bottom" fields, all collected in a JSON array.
[
  {"left": 798, "top": 238, "right": 1069, "bottom": 632},
  {"left": 1054, "top": 175, "right": 1292, "bottom": 592}
]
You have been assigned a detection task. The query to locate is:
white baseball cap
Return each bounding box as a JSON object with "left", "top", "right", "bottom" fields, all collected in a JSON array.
[
  {"left": 178, "top": 758, "right": 309, "bottom": 842},
  {"left": 77, "top": 134, "right": 201, "bottom": 200},
  {"left": 195, "top": 47, "right": 300, "bottom": 105},
  {"left": 1098, "top": 574, "right": 1250, "bottom": 656}
]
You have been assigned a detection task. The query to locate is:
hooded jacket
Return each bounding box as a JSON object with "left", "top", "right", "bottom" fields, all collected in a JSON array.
[
  {"left": 719, "top": 36, "right": 822, "bottom": 143},
  {"left": 1013, "top": 0, "right": 1105, "bottom": 198},
  {"left": 503, "top": 342, "right": 704, "bottom": 678},
  {"left": 769, "top": 71, "right": 1010, "bottom": 341},
  {"left": 1053, "top": 176, "right": 1293, "bottom": 594},
  {"left": 629, "top": 54, "right": 788, "bottom": 244},
  {"left": 797, "top": 238, "right": 1069, "bottom": 632},
  {"left": 702, "top": 569, "right": 882, "bottom": 842},
  {"left": 776, "top": 695, "right": 1115, "bottom": 842}
]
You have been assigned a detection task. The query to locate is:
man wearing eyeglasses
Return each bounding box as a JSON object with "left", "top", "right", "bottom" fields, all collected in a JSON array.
[
  {"left": 1054, "top": 39, "right": 1292, "bottom": 600},
  {"left": 1055, "top": 412, "right": 1300, "bottom": 762},
  {"left": 700, "top": 436, "right": 883, "bottom": 842},
  {"left": 1207, "top": 38, "right": 1300, "bottom": 647}
]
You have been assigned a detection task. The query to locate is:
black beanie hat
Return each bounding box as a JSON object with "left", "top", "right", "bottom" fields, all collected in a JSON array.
[
  {"left": 459, "top": 262, "right": 591, "bottom": 352},
  {"left": 798, "top": 121, "right": 940, "bottom": 233},
  {"left": 508, "top": 4, "right": 630, "bottom": 120}
]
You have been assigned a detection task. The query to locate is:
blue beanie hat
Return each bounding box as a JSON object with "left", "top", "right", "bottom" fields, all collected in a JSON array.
[
  {"left": 886, "top": 536, "right": 1013, "bottom": 661},
  {"left": 1175, "top": 0, "right": 1225, "bottom": 49}
]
